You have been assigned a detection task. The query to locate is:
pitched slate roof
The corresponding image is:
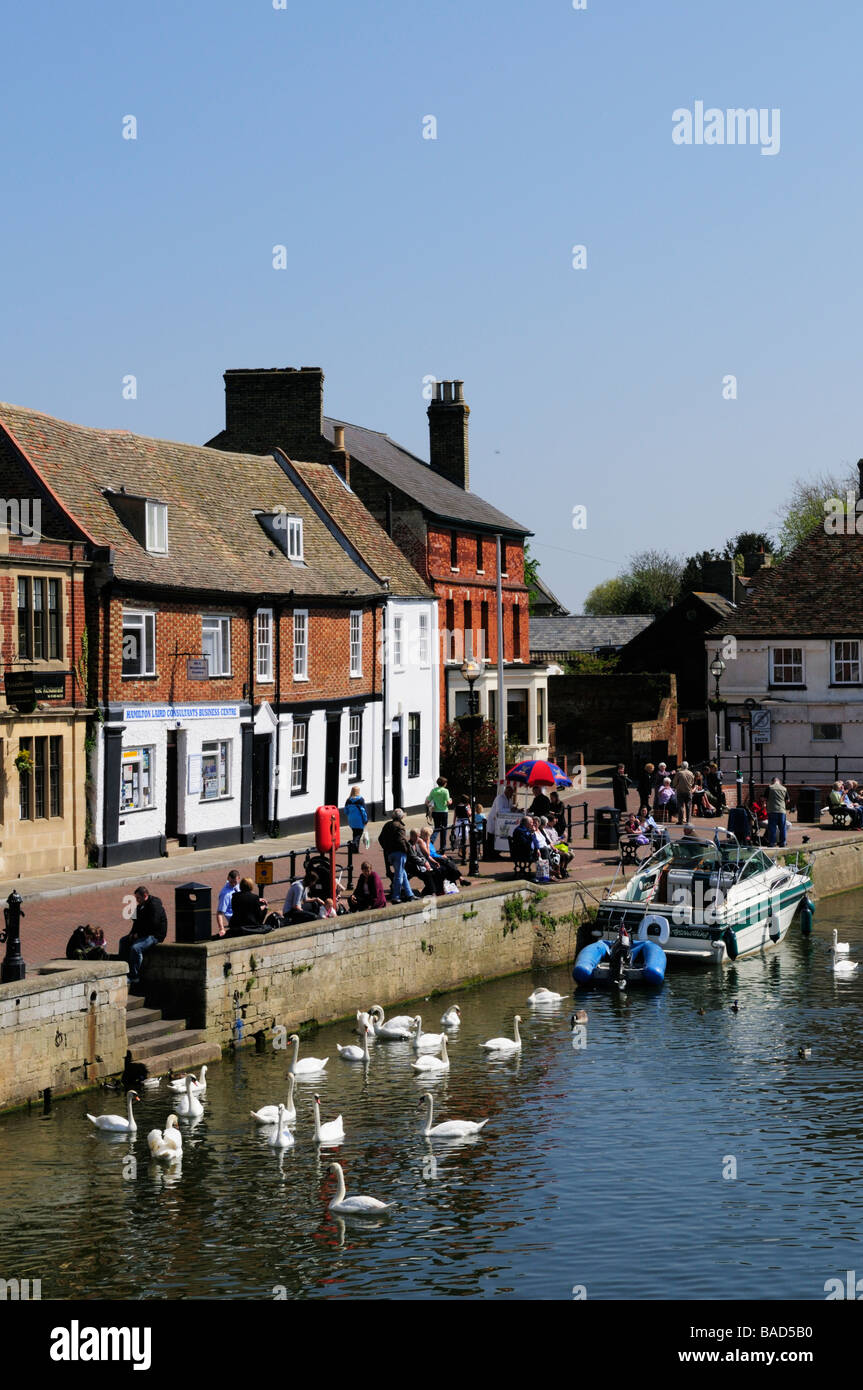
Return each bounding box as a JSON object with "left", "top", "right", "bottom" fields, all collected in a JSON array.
[
  {"left": 530, "top": 614, "right": 653, "bottom": 652},
  {"left": 322, "top": 417, "right": 530, "bottom": 536},
  {"left": 0, "top": 403, "right": 382, "bottom": 598},
  {"left": 707, "top": 530, "right": 863, "bottom": 636},
  {"left": 531, "top": 573, "right": 568, "bottom": 615},
  {"left": 288, "top": 460, "right": 433, "bottom": 599}
]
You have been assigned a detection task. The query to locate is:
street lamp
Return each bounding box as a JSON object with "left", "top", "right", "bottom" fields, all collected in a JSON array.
[
  {"left": 459, "top": 656, "right": 483, "bottom": 877},
  {"left": 709, "top": 651, "right": 726, "bottom": 763},
  {"left": 743, "top": 697, "right": 760, "bottom": 807}
]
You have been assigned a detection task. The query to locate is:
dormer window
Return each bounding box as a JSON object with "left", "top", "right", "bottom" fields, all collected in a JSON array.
[
  {"left": 256, "top": 511, "right": 305, "bottom": 562},
  {"left": 146, "top": 501, "right": 168, "bottom": 553}
]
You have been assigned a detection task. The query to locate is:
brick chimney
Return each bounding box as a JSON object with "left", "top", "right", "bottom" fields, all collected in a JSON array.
[
  {"left": 220, "top": 367, "right": 325, "bottom": 459},
  {"left": 701, "top": 558, "right": 736, "bottom": 603},
  {"left": 428, "top": 379, "right": 469, "bottom": 490},
  {"left": 330, "top": 423, "right": 350, "bottom": 486}
]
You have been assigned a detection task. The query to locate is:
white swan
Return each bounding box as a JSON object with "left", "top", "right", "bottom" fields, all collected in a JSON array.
[
  {"left": 410, "top": 1035, "right": 450, "bottom": 1073},
  {"left": 833, "top": 957, "right": 859, "bottom": 975},
  {"left": 337, "top": 1026, "right": 371, "bottom": 1062},
  {"left": 268, "top": 1103, "right": 295, "bottom": 1149},
  {"left": 174, "top": 1074, "right": 204, "bottom": 1119},
  {"left": 250, "top": 1074, "right": 297, "bottom": 1126},
  {"left": 832, "top": 929, "right": 850, "bottom": 955},
  {"left": 527, "top": 987, "right": 565, "bottom": 1004},
  {"left": 419, "top": 1091, "right": 488, "bottom": 1138},
  {"left": 313, "top": 1093, "right": 345, "bottom": 1144},
  {"left": 87, "top": 1090, "right": 139, "bottom": 1132},
  {"left": 147, "top": 1114, "right": 182, "bottom": 1159},
  {"left": 327, "top": 1161, "right": 391, "bottom": 1215},
  {"left": 287, "top": 1033, "right": 329, "bottom": 1075},
  {"left": 481, "top": 1015, "right": 522, "bottom": 1053},
  {"left": 169, "top": 1065, "right": 208, "bottom": 1095},
  {"left": 356, "top": 1009, "right": 372, "bottom": 1035},
  {"left": 369, "top": 1004, "right": 416, "bottom": 1037},
  {"left": 440, "top": 1005, "right": 461, "bottom": 1027},
  {"left": 412, "top": 1015, "right": 445, "bottom": 1053}
]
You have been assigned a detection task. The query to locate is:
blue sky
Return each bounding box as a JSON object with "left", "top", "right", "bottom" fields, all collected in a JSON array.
[{"left": 2, "top": 0, "right": 861, "bottom": 610}]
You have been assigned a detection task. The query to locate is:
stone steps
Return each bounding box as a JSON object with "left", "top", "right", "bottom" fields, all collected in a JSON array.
[{"left": 125, "top": 993, "right": 220, "bottom": 1079}]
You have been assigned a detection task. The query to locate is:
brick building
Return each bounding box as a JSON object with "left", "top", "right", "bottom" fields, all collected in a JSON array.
[
  {"left": 207, "top": 369, "right": 551, "bottom": 758},
  {"left": 0, "top": 402, "right": 435, "bottom": 867}
]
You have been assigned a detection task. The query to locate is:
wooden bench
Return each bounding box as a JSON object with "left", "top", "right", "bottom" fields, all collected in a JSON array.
[{"left": 830, "top": 806, "right": 856, "bottom": 828}]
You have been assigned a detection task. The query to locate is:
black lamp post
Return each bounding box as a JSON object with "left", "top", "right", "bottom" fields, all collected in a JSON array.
[
  {"left": 708, "top": 652, "right": 726, "bottom": 808},
  {"left": 1, "top": 890, "right": 25, "bottom": 983},
  {"left": 459, "top": 656, "right": 483, "bottom": 877},
  {"left": 744, "top": 697, "right": 760, "bottom": 806}
]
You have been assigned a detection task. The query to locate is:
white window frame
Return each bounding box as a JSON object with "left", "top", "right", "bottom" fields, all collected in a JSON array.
[
  {"left": 293, "top": 609, "right": 308, "bottom": 681},
  {"left": 831, "top": 640, "right": 861, "bottom": 685},
  {"left": 291, "top": 721, "right": 307, "bottom": 791},
  {"left": 418, "top": 611, "right": 430, "bottom": 668},
  {"left": 392, "top": 615, "right": 404, "bottom": 669},
  {"left": 350, "top": 610, "right": 362, "bottom": 678},
  {"left": 120, "top": 746, "right": 155, "bottom": 812},
  {"left": 770, "top": 647, "right": 804, "bottom": 686},
  {"left": 200, "top": 739, "right": 231, "bottom": 800},
  {"left": 347, "top": 711, "right": 362, "bottom": 780},
  {"left": 277, "top": 514, "right": 304, "bottom": 560},
  {"left": 122, "top": 610, "right": 156, "bottom": 677},
  {"left": 256, "top": 608, "right": 273, "bottom": 683},
  {"left": 202, "top": 615, "right": 232, "bottom": 677},
  {"left": 145, "top": 501, "right": 168, "bottom": 554}
]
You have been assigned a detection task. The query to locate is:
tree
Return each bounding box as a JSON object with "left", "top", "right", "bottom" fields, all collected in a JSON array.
[
  {"left": 626, "top": 550, "right": 684, "bottom": 614},
  {"left": 439, "top": 722, "right": 521, "bottom": 791},
  {"left": 583, "top": 576, "right": 631, "bottom": 615},
  {"left": 523, "top": 542, "right": 541, "bottom": 611},
  {"left": 775, "top": 470, "right": 857, "bottom": 556}
]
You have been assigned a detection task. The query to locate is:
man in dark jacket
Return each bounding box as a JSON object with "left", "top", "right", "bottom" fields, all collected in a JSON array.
[
  {"left": 612, "top": 764, "right": 630, "bottom": 813},
  {"left": 119, "top": 886, "right": 168, "bottom": 986},
  {"left": 378, "top": 809, "right": 415, "bottom": 904}
]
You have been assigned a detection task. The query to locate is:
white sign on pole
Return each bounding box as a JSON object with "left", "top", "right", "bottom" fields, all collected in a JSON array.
[{"left": 751, "top": 710, "right": 771, "bottom": 744}]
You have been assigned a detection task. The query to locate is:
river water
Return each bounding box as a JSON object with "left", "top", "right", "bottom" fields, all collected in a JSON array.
[{"left": 2, "top": 891, "right": 863, "bottom": 1301}]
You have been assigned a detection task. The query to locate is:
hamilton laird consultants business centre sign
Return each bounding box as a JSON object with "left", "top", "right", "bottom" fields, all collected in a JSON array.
[{"left": 122, "top": 706, "right": 240, "bottom": 721}]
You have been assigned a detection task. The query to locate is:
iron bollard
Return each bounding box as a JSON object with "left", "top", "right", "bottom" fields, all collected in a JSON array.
[
  {"left": 346, "top": 843, "right": 355, "bottom": 890},
  {"left": 1, "top": 890, "right": 25, "bottom": 983},
  {"left": 582, "top": 802, "right": 589, "bottom": 840}
]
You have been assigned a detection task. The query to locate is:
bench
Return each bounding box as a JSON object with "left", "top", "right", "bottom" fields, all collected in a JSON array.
[
  {"left": 830, "top": 806, "right": 856, "bottom": 828},
  {"left": 509, "top": 836, "right": 537, "bottom": 879}
]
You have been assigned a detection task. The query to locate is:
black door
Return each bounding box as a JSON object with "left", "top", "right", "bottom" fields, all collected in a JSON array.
[
  {"left": 324, "top": 715, "right": 341, "bottom": 807},
  {"left": 253, "top": 734, "right": 271, "bottom": 834},
  {"left": 391, "top": 721, "right": 403, "bottom": 810},
  {"left": 165, "top": 731, "right": 178, "bottom": 838}
]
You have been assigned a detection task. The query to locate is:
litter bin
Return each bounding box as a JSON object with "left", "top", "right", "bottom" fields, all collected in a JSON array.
[
  {"left": 594, "top": 806, "right": 620, "bottom": 850},
  {"left": 796, "top": 787, "right": 822, "bottom": 825},
  {"left": 175, "top": 882, "right": 213, "bottom": 942},
  {"left": 727, "top": 806, "right": 750, "bottom": 842}
]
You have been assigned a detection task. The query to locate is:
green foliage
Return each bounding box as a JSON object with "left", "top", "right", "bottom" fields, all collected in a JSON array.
[
  {"left": 440, "top": 721, "right": 520, "bottom": 788},
  {"left": 775, "top": 470, "right": 856, "bottom": 557},
  {"left": 462, "top": 910, "right": 478, "bottom": 920},
  {"left": 584, "top": 550, "right": 683, "bottom": 618},
  {"left": 524, "top": 541, "right": 542, "bottom": 611},
  {"left": 564, "top": 651, "right": 619, "bottom": 675}
]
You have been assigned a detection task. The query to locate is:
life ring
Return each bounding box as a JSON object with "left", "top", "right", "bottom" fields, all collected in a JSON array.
[{"left": 637, "top": 913, "right": 670, "bottom": 945}]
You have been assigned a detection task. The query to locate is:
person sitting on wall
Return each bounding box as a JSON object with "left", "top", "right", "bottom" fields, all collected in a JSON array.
[
  {"left": 283, "top": 874, "right": 322, "bottom": 925},
  {"left": 350, "top": 861, "right": 387, "bottom": 912},
  {"left": 216, "top": 869, "right": 241, "bottom": 937},
  {"left": 118, "top": 886, "right": 168, "bottom": 988},
  {"left": 227, "top": 877, "right": 272, "bottom": 935},
  {"left": 418, "top": 825, "right": 471, "bottom": 887},
  {"left": 66, "top": 925, "right": 106, "bottom": 961},
  {"left": 406, "top": 828, "right": 439, "bottom": 895}
]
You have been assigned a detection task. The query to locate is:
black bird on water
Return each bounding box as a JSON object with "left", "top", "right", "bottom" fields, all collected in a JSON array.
[{"left": 731, "top": 1000, "right": 740, "bottom": 1014}]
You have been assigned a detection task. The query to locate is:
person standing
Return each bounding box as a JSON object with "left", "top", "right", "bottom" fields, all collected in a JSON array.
[
  {"left": 638, "top": 763, "right": 655, "bottom": 811},
  {"left": 344, "top": 785, "right": 368, "bottom": 853},
  {"left": 378, "top": 808, "right": 415, "bottom": 904},
  {"left": 766, "top": 776, "right": 789, "bottom": 847},
  {"left": 216, "top": 868, "right": 241, "bottom": 936},
  {"left": 612, "top": 764, "right": 630, "bottom": 813},
  {"left": 672, "top": 762, "right": 695, "bottom": 824},
  {"left": 118, "top": 886, "right": 168, "bottom": 988},
  {"left": 488, "top": 783, "right": 515, "bottom": 857},
  {"left": 426, "top": 777, "right": 452, "bottom": 852}
]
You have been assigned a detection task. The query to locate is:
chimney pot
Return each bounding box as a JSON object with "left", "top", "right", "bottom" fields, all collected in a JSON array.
[
  {"left": 857, "top": 458, "right": 863, "bottom": 496},
  {"left": 427, "top": 378, "right": 470, "bottom": 490},
  {"left": 333, "top": 424, "right": 345, "bottom": 450},
  {"left": 454, "top": 380, "right": 464, "bottom": 402},
  {"left": 442, "top": 381, "right": 453, "bottom": 403}
]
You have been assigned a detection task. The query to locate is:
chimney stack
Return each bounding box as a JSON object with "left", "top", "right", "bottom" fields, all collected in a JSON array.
[
  {"left": 428, "top": 379, "right": 469, "bottom": 490},
  {"left": 220, "top": 367, "right": 325, "bottom": 459},
  {"left": 857, "top": 458, "right": 863, "bottom": 497},
  {"left": 330, "top": 423, "right": 350, "bottom": 485}
]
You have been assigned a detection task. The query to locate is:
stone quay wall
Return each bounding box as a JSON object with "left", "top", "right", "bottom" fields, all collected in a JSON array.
[
  {"left": 0, "top": 960, "right": 128, "bottom": 1113},
  {"left": 141, "top": 880, "right": 584, "bottom": 1045}
]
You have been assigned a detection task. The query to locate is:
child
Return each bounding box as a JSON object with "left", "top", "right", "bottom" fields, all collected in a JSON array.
[{"left": 452, "top": 793, "right": 471, "bottom": 856}]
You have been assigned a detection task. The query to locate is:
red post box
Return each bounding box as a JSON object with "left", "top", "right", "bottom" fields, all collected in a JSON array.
[{"left": 315, "top": 805, "right": 341, "bottom": 854}]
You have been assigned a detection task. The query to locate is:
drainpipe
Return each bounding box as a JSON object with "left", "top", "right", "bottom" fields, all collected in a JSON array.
[
  {"left": 248, "top": 605, "right": 255, "bottom": 830},
  {"left": 379, "top": 600, "right": 387, "bottom": 815},
  {"left": 496, "top": 534, "right": 506, "bottom": 787},
  {"left": 274, "top": 601, "right": 283, "bottom": 833}
]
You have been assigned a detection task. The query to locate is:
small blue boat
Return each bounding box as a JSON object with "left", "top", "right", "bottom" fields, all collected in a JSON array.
[{"left": 573, "top": 935, "right": 666, "bottom": 989}]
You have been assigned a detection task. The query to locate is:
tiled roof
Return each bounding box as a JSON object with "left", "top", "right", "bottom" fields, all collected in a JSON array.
[
  {"left": 322, "top": 417, "right": 530, "bottom": 536},
  {"left": 0, "top": 403, "right": 383, "bottom": 598},
  {"left": 707, "top": 529, "right": 863, "bottom": 636},
  {"left": 289, "top": 461, "right": 434, "bottom": 599},
  {"left": 530, "top": 614, "right": 653, "bottom": 651}
]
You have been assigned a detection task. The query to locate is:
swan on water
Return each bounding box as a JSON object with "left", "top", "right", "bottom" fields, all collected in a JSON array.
[
  {"left": 327, "top": 1161, "right": 391, "bottom": 1215},
  {"left": 313, "top": 1094, "right": 345, "bottom": 1144},
  {"left": 481, "top": 1015, "right": 522, "bottom": 1053},
  {"left": 440, "top": 1005, "right": 461, "bottom": 1027},
  {"left": 411, "top": 1016, "right": 445, "bottom": 1053},
  {"left": 418, "top": 1092, "right": 488, "bottom": 1138},
  {"left": 527, "top": 988, "right": 565, "bottom": 1004},
  {"left": 287, "top": 1033, "right": 329, "bottom": 1075},
  {"left": 337, "top": 1026, "right": 371, "bottom": 1062},
  {"left": 175, "top": 1074, "right": 204, "bottom": 1119},
  {"left": 833, "top": 957, "right": 858, "bottom": 975},
  {"left": 250, "top": 1073, "right": 297, "bottom": 1126},
  {"left": 369, "top": 1004, "right": 416, "bottom": 1036},
  {"left": 356, "top": 1009, "right": 372, "bottom": 1035},
  {"left": 147, "top": 1114, "right": 182, "bottom": 1159},
  {"left": 410, "top": 1035, "right": 450, "bottom": 1073},
  {"left": 268, "top": 1104, "right": 295, "bottom": 1149},
  {"left": 87, "top": 1090, "right": 139, "bottom": 1132},
  {"left": 832, "top": 929, "right": 850, "bottom": 955},
  {"left": 169, "top": 1065, "right": 208, "bottom": 1095}
]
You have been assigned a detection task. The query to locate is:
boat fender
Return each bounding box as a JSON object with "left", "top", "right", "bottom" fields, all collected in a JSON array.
[
  {"left": 723, "top": 926, "right": 738, "bottom": 961},
  {"left": 800, "top": 895, "right": 815, "bottom": 937},
  {"left": 637, "top": 913, "right": 670, "bottom": 946},
  {"left": 768, "top": 907, "right": 781, "bottom": 943}
]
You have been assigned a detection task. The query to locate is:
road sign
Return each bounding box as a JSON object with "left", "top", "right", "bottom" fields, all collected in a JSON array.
[
  {"left": 255, "top": 859, "right": 273, "bottom": 887},
  {"left": 751, "top": 709, "right": 771, "bottom": 744}
]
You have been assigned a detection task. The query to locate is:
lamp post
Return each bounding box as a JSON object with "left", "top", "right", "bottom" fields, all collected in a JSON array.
[
  {"left": 0, "top": 890, "right": 25, "bottom": 983},
  {"left": 708, "top": 652, "right": 726, "bottom": 807},
  {"left": 459, "top": 656, "right": 483, "bottom": 877},
  {"left": 743, "top": 697, "right": 760, "bottom": 806}
]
